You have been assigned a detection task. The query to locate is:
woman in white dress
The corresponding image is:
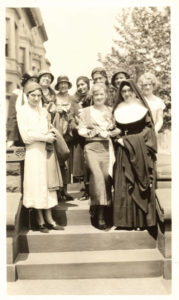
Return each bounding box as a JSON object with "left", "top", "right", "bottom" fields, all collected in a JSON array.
[
  {"left": 17, "top": 82, "right": 63, "bottom": 233},
  {"left": 137, "top": 72, "right": 166, "bottom": 134}
]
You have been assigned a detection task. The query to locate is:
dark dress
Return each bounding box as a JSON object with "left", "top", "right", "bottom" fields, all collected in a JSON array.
[
  {"left": 6, "top": 92, "right": 25, "bottom": 146},
  {"left": 113, "top": 114, "right": 157, "bottom": 228},
  {"left": 70, "top": 93, "right": 92, "bottom": 179}
]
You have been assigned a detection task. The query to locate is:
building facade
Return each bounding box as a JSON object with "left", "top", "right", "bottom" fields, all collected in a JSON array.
[{"left": 6, "top": 8, "right": 50, "bottom": 116}]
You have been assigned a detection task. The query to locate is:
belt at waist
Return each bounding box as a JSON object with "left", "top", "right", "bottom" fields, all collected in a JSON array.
[
  {"left": 85, "top": 138, "right": 109, "bottom": 143},
  {"left": 120, "top": 129, "right": 142, "bottom": 136}
]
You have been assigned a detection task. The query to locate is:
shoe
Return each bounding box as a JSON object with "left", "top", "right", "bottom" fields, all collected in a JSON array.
[
  {"left": 80, "top": 191, "right": 89, "bottom": 200},
  {"left": 64, "top": 193, "right": 74, "bottom": 201},
  {"left": 46, "top": 223, "right": 64, "bottom": 230},
  {"left": 98, "top": 219, "right": 108, "bottom": 230},
  {"left": 38, "top": 224, "right": 49, "bottom": 233},
  {"left": 60, "top": 190, "right": 73, "bottom": 201}
]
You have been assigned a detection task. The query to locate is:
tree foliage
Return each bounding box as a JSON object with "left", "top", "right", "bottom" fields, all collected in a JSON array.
[{"left": 98, "top": 7, "right": 171, "bottom": 129}]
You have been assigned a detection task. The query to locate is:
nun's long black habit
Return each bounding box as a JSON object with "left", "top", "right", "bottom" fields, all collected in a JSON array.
[{"left": 113, "top": 80, "right": 157, "bottom": 228}]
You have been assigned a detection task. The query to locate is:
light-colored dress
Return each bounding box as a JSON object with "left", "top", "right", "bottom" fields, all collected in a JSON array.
[
  {"left": 145, "top": 95, "right": 165, "bottom": 125},
  {"left": 17, "top": 103, "right": 58, "bottom": 209}
]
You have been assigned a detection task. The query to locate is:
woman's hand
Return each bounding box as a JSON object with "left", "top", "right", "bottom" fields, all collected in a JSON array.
[
  {"left": 109, "top": 128, "right": 121, "bottom": 137},
  {"left": 117, "top": 138, "right": 124, "bottom": 146},
  {"left": 45, "top": 132, "right": 56, "bottom": 144},
  {"left": 49, "top": 103, "right": 56, "bottom": 113},
  {"left": 49, "top": 127, "right": 58, "bottom": 135},
  {"left": 100, "top": 130, "right": 109, "bottom": 138}
]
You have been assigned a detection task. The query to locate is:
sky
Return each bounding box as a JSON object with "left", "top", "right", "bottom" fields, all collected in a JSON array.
[{"left": 41, "top": 5, "right": 119, "bottom": 92}]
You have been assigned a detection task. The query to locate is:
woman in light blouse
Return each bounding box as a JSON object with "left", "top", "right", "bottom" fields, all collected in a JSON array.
[
  {"left": 78, "top": 83, "right": 119, "bottom": 229},
  {"left": 137, "top": 72, "right": 165, "bottom": 134}
]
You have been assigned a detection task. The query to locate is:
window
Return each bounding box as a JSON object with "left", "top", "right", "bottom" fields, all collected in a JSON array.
[
  {"left": 32, "top": 59, "right": 41, "bottom": 73},
  {"left": 6, "top": 81, "right": 12, "bottom": 94},
  {"left": 15, "top": 23, "right": 18, "bottom": 60},
  {"left": 6, "top": 18, "right": 10, "bottom": 57},
  {"left": 19, "top": 47, "right": 25, "bottom": 74}
]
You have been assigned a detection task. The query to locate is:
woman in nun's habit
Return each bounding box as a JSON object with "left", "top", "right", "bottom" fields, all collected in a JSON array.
[{"left": 113, "top": 79, "right": 157, "bottom": 230}]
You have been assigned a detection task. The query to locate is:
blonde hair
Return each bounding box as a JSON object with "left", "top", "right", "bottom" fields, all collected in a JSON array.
[
  {"left": 137, "top": 72, "right": 159, "bottom": 90},
  {"left": 91, "top": 83, "right": 107, "bottom": 95}
]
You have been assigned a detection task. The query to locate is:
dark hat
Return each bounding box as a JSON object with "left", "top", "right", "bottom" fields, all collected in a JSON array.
[
  {"left": 24, "top": 82, "right": 42, "bottom": 95},
  {"left": 55, "top": 75, "right": 72, "bottom": 90},
  {"left": 21, "top": 71, "right": 38, "bottom": 87},
  {"left": 111, "top": 67, "right": 130, "bottom": 87},
  {"left": 91, "top": 67, "right": 108, "bottom": 79},
  {"left": 38, "top": 70, "right": 54, "bottom": 84}
]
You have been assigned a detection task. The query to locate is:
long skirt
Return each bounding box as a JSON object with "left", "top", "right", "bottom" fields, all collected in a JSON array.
[
  {"left": 113, "top": 145, "right": 156, "bottom": 228},
  {"left": 84, "top": 141, "right": 112, "bottom": 206},
  {"left": 23, "top": 142, "right": 58, "bottom": 209}
]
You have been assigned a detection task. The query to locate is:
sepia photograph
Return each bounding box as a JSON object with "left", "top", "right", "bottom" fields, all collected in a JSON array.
[{"left": 1, "top": 0, "right": 176, "bottom": 296}]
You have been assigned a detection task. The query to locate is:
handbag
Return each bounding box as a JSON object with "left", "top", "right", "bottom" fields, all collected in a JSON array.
[
  {"left": 47, "top": 146, "right": 63, "bottom": 190},
  {"left": 54, "top": 130, "right": 70, "bottom": 162}
]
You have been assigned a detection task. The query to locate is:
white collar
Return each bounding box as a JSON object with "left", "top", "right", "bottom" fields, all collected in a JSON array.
[{"left": 114, "top": 100, "right": 148, "bottom": 124}]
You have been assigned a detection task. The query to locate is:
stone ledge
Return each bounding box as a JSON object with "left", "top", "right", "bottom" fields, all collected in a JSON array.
[
  {"left": 6, "top": 147, "right": 25, "bottom": 162},
  {"left": 163, "top": 259, "right": 172, "bottom": 280},
  {"left": 6, "top": 176, "right": 21, "bottom": 193},
  {"left": 156, "top": 189, "right": 171, "bottom": 222},
  {"left": 7, "top": 193, "right": 22, "bottom": 229},
  {"left": 157, "top": 153, "right": 171, "bottom": 181},
  {"left": 6, "top": 163, "right": 21, "bottom": 176},
  {"left": 7, "top": 264, "right": 17, "bottom": 282}
]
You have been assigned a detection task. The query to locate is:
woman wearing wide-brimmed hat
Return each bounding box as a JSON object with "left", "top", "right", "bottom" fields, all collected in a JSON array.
[
  {"left": 6, "top": 71, "right": 38, "bottom": 148},
  {"left": 113, "top": 79, "right": 157, "bottom": 230},
  {"left": 17, "top": 82, "right": 63, "bottom": 233},
  {"left": 52, "top": 75, "right": 74, "bottom": 201}
]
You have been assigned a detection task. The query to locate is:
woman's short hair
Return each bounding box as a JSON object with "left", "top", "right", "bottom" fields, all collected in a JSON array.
[{"left": 137, "top": 72, "right": 159, "bottom": 90}]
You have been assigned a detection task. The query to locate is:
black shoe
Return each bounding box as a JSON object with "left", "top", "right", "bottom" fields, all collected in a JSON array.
[
  {"left": 60, "top": 190, "right": 74, "bottom": 201},
  {"left": 80, "top": 191, "right": 89, "bottom": 200},
  {"left": 98, "top": 219, "right": 108, "bottom": 230},
  {"left": 64, "top": 193, "right": 74, "bottom": 201},
  {"left": 46, "top": 223, "right": 64, "bottom": 230},
  {"left": 38, "top": 224, "right": 49, "bottom": 233}
]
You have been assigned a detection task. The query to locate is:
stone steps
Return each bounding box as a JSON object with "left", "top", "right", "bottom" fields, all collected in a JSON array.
[
  {"left": 7, "top": 277, "right": 171, "bottom": 295},
  {"left": 19, "top": 226, "right": 156, "bottom": 253},
  {"left": 15, "top": 249, "right": 163, "bottom": 280},
  {"left": 52, "top": 199, "right": 91, "bottom": 225}
]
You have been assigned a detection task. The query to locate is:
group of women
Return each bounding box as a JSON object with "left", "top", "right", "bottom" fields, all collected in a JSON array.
[{"left": 6, "top": 66, "right": 166, "bottom": 232}]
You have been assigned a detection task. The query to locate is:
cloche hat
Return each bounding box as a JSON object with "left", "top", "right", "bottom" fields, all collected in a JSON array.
[
  {"left": 38, "top": 70, "right": 54, "bottom": 84},
  {"left": 55, "top": 75, "right": 72, "bottom": 90},
  {"left": 111, "top": 67, "right": 130, "bottom": 87},
  {"left": 24, "top": 82, "right": 42, "bottom": 95},
  {"left": 91, "top": 67, "right": 108, "bottom": 79},
  {"left": 21, "top": 71, "right": 38, "bottom": 87}
]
